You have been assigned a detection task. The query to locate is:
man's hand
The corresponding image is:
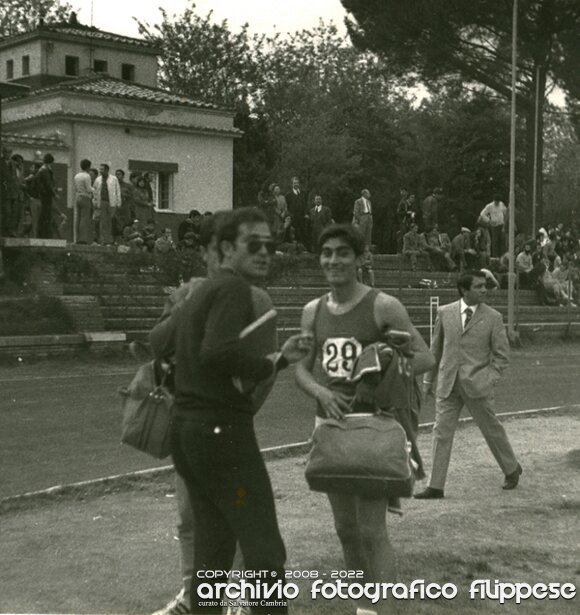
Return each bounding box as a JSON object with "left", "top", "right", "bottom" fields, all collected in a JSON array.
[
  {"left": 315, "top": 387, "right": 351, "bottom": 420},
  {"left": 280, "top": 333, "right": 313, "bottom": 364}
]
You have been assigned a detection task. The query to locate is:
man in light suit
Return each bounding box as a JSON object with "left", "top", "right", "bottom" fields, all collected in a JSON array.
[
  {"left": 415, "top": 270, "right": 522, "bottom": 499},
  {"left": 93, "top": 163, "right": 121, "bottom": 245},
  {"left": 352, "top": 188, "right": 373, "bottom": 247}
]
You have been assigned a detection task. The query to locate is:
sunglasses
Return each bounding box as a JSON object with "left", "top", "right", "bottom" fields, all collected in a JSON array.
[{"left": 247, "top": 239, "right": 276, "bottom": 255}]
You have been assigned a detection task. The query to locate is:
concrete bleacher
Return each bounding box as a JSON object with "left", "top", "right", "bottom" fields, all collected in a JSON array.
[{"left": 60, "top": 249, "right": 579, "bottom": 343}]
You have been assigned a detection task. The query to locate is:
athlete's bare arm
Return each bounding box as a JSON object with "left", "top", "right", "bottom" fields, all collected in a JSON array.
[
  {"left": 374, "top": 292, "right": 435, "bottom": 375},
  {"left": 295, "top": 298, "right": 351, "bottom": 419}
]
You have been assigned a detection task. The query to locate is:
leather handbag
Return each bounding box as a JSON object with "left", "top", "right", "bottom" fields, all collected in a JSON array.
[
  {"left": 119, "top": 361, "right": 174, "bottom": 459},
  {"left": 305, "top": 413, "right": 415, "bottom": 498}
]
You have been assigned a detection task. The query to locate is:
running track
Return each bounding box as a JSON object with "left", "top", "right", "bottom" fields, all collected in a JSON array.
[{"left": 1, "top": 349, "right": 580, "bottom": 498}]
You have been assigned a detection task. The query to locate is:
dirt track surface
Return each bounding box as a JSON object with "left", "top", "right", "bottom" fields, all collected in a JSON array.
[
  {"left": 1, "top": 345, "right": 580, "bottom": 498},
  {"left": 0, "top": 410, "right": 579, "bottom": 614}
]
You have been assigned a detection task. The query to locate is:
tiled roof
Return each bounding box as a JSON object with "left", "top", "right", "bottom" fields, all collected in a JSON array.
[
  {"left": 2, "top": 132, "right": 67, "bottom": 149},
  {"left": 39, "top": 22, "right": 156, "bottom": 50},
  {"left": 6, "top": 75, "right": 224, "bottom": 111},
  {"left": 4, "top": 111, "right": 242, "bottom": 139}
]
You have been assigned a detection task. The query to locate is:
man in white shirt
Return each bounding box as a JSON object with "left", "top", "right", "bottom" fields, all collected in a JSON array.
[
  {"left": 415, "top": 270, "right": 522, "bottom": 499},
  {"left": 73, "top": 158, "right": 93, "bottom": 244},
  {"left": 352, "top": 188, "right": 373, "bottom": 246},
  {"left": 479, "top": 194, "right": 508, "bottom": 257},
  {"left": 93, "top": 163, "right": 121, "bottom": 245}
]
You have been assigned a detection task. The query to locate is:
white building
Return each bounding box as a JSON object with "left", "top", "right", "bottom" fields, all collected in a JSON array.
[{"left": 0, "top": 14, "right": 240, "bottom": 227}]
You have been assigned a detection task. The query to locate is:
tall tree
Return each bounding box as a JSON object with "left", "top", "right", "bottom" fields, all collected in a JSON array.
[
  {"left": 137, "top": 4, "right": 273, "bottom": 206},
  {"left": 341, "top": 0, "right": 580, "bottom": 229},
  {"left": 0, "top": 0, "right": 73, "bottom": 36}
]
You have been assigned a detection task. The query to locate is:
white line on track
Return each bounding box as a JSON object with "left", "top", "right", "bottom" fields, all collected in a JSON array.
[{"left": 2, "top": 403, "right": 577, "bottom": 505}]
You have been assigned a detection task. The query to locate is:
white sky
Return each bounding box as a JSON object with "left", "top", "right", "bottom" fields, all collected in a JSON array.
[{"left": 71, "top": 0, "right": 349, "bottom": 38}]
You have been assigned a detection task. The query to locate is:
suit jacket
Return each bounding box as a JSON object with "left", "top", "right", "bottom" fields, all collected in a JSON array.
[
  {"left": 285, "top": 190, "right": 306, "bottom": 223},
  {"left": 309, "top": 206, "right": 332, "bottom": 239},
  {"left": 93, "top": 175, "right": 122, "bottom": 210},
  {"left": 352, "top": 197, "right": 372, "bottom": 224},
  {"left": 428, "top": 301, "right": 509, "bottom": 400}
]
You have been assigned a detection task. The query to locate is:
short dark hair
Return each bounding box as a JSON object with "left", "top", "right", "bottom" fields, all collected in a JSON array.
[
  {"left": 457, "top": 270, "right": 487, "bottom": 297},
  {"left": 43, "top": 153, "right": 54, "bottom": 164},
  {"left": 115, "top": 168, "right": 125, "bottom": 177},
  {"left": 199, "top": 210, "right": 228, "bottom": 248},
  {"left": 215, "top": 207, "right": 269, "bottom": 257},
  {"left": 80, "top": 159, "right": 91, "bottom": 171},
  {"left": 189, "top": 209, "right": 201, "bottom": 218},
  {"left": 317, "top": 224, "right": 365, "bottom": 257},
  {"left": 11, "top": 154, "right": 24, "bottom": 163},
  {"left": 100, "top": 163, "right": 110, "bottom": 172}
]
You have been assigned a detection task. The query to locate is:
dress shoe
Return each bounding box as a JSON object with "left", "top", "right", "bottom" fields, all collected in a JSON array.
[
  {"left": 502, "top": 463, "right": 523, "bottom": 490},
  {"left": 414, "top": 487, "right": 444, "bottom": 499}
]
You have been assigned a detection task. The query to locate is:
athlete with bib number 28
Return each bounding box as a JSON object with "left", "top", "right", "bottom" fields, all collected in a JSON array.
[{"left": 295, "top": 224, "right": 435, "bottom": 615}]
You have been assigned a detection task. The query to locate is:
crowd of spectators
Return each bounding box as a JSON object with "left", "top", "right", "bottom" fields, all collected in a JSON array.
[{"left": 396, "top": 186, "right": 580, "bottom": 307}]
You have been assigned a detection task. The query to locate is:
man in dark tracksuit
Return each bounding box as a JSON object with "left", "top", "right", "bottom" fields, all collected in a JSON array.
[{"left": 171, "top": 207, "right": 311, "bottom": 614}]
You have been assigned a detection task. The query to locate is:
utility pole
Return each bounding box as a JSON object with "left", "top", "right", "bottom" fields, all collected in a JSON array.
[{"left": 507, "top": 0, "right": 519, "bottom": 345}]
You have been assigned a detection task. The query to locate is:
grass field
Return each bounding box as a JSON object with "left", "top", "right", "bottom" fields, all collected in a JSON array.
[{"left": 1, "top": 411, "right": 579, "bottom": 615}]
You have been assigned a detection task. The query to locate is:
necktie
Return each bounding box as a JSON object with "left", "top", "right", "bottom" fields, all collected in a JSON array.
[{"left": 464, "top": 307, "right": 473, "bottom": 329}]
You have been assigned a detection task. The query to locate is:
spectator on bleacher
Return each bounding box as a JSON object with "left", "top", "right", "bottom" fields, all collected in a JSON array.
[
  {"left": 122, "top": 219, "right": 145, "bottom": 251},
  {"left": 424, "top": 224, "right": 455, "bottom": 271},
  {"left": 515, "top": 242, "right": 535, "bottom": 289},
  {"left": 309, "top": 195, "right": 333, "bottom": 250},
  {"left": 22, "top": 161, "right": 42, "bottom": 239},
  {"left": 178, "top": 230, "right": 198, "bottom": 253},
  {"left": 178, "top": 210, "right": 202, "bottom": 243},
  {"left": 5, "top": 153, "right": 25, "bottom": 237},
  {"left": 155, "top": 227, "right": 176, "bottom": 254},
  {"left": 143, "top": 172, "right": 155, "bottom": 203},
  {"left": 537, "top": 227, "right": 549, "bottom": 249},
  {"left": 451, "top": 227, "right": 478, "bottom": 272},
  {"left": 273, "top": 184, "right": 288, "bottom": 238},
  {"left": 543, "top": 230, "right": 559, "bottom": 260},
  {"left": 473, "top": 220, "right": 491, "bottom": 268},
  {"left": 142, "top": 219, "right": 158, "bottom": 253},
  {"left": 479, "top": 194, "right": 507, "bottom": 257},
  {"left": 402, "top": 222, "right": 428, "bottom": 271},
  {"left": 258, "top": 181, "right": 279, "bottom": 236},
  {"left": 93, "top": 163, "right": 121, "bottom": 246},
  {"left": 357, "top": 243, "right": 375, "bottom": 287},
  {"left": 134, "top": 176, "right": 155, "bottom": 228},
  {"left": 537, "top": 261, "right": 575, "bottom": 307},
  {"left": 74, "top": 159, "right": 93, "bottom": 244},
  {"left": 422, "top": 187, "right": 442, "bottom": 231},
  {"left": 115, "top": 169, "right": 137, "bottom": 233},
  {"left": 36, "top": 153, "right": 60, "bottom": 239}
]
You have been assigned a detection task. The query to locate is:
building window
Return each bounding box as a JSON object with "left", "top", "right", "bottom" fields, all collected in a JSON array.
[
  {"left": 65, "top": 55, "right": 79, "bottom": 76},
  {"left": 128, "top": 160, "right": 178, "bottom": 210},
  {"left": 6, "top": 59, "right": 14, "bottom": 80},
  {"left": 93, "top": 59, "right": 108, "bottom": 73},
  {"left": 121, "top": 63, "right": 135, "bottom": 81},
  {"left": 22, "top": 55, "right": 30, "bottom": 76}
]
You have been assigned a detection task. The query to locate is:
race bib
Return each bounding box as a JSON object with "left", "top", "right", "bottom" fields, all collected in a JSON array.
[{"left": 321, "top": 337, "right": 363, "bottom": 379}]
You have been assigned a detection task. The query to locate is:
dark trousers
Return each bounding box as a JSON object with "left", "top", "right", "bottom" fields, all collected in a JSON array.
[
  {"left": 490, "top": 225, "right": 505, "bottom": 257},
  {"left": 172, "top": 411, "right": 288, "bottom": 615},
  {"left": 37, "top": 195, "right": 54, "bottom": 239},
  {"left": 1, "top": 197, "right": 21, "bottom": 236}
]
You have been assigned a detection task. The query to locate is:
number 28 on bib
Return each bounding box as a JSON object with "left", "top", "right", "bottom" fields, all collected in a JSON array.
[{"left": 322, "top": 337, "right": 363, "bottom": 379}]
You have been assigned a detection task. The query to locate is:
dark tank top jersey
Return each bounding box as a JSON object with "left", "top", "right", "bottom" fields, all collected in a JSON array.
[{"left": 313, "top": 288, "right": 381, "bottom": 417}]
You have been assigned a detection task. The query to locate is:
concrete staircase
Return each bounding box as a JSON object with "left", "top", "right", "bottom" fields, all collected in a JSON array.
[{"left": 61, "top": 251, "right": 580, "bottom": 343}]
